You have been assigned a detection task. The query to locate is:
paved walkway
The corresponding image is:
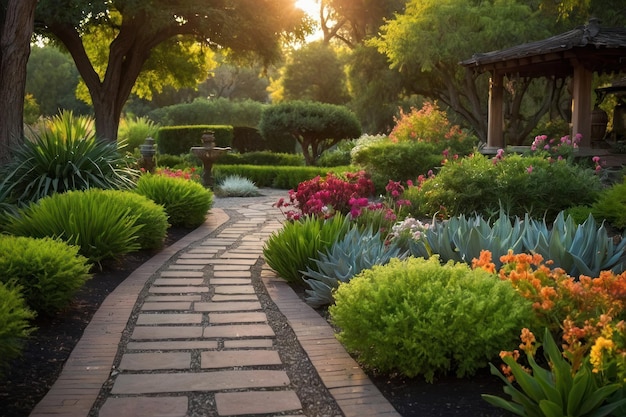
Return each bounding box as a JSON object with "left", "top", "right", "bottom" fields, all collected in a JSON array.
[{"left": 29, "top": 190, "right": 400, "bottom": 417}]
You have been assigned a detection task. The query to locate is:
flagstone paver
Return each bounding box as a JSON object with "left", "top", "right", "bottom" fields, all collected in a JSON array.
[{"left": 29, "top": 195, "right": 401, "bottom": 417}]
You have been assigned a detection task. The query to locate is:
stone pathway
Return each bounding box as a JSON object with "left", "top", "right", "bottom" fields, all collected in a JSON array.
[{"left": 29, "top": 190, "right": 400, "bottom": 417}]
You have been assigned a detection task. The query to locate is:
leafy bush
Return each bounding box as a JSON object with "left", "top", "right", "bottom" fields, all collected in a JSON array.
[
  {"left": 148, "top": 97, "right": 264, "bottom": 128},
  {"left": 155, "top": 153, "right": 191, "bottom": 169},
  {"left": 351, "top": 138, "right": 444, "bottom": 191},
  {"left": 135, "top": 174, "right": 213, "bottom": 228},
  {"left": 263, "top": 214, "right": 351, "bottom": 284},
  {"left": 118, "top": 116, "right": 160, "bottom": 153},
  {"left": 416, "top": 153, "right": 601, "bottom": 219},
  {"left": 590, "top": 177, "right": 626, "bottom": 229},
  {"left": 212, "top": 164, "right": 354, "bottom": 189},
  {"left": 99, "top": 190, "right": 169, "bottom": 250},
  {"left": 317, "top": 140, "right": 356, "bottom": 167},
  {"left": 0, "top": 235, "right": 91, "bottom": 314},
  {"left": 216, "top": 175, "right": 260, "bottom": 197},
  {"left": 3, "top": 189, "right": 143, "bottom": 265},
  {"left": 0, "top": 111, "right": 137, "bottom": 204},
  {"left": 329, "top": 257, "right": 533, "bottom": 382},
  {"left": 302, "top": 224, "right": 407, "bottom": 307},
  {"left": 0, "top": 282, "right": 35, "bottom": 376},
  {"left": 258, "top": 101, "right": 361, "bottom": 166}
]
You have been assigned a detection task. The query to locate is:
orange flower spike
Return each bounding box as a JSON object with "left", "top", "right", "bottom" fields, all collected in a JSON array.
[{"left": 519, "top": 328, "right": 536, "bottom": 353}]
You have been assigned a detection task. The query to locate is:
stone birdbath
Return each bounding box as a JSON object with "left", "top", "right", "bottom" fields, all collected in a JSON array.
[{"left": 190, "top": 131, "right": 231, "bottom": 188}]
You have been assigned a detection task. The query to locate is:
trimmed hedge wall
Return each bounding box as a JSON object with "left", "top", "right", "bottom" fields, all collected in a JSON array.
[
  {"left": 213, "top": 165, "right": 354, "bottom": 189},
  {"left": 157, "top": 125, "right": 233, "bottom": 155}
]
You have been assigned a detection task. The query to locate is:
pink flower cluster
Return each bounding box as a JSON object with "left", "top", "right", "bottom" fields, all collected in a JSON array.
[
  {"left": 274, "top": 171, "right": 375, "bottom": 220},
  {"left": 154, "top": 167, "right": 200, "bottom": 181},
  {"left": 530, "top": 133, "right": 581, "bottom": 159}
]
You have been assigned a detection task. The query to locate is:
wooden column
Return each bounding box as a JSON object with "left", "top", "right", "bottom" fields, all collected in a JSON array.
[
  {"left": 487, "top": 73, "right": 505, "bottom": 148},
  {"left": 571, "top": 63, "right": 593, "bottom": 147}
]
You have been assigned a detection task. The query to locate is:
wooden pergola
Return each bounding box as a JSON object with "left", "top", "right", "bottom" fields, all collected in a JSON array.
[{"left": 461, "top": 18, "right": 626, "bottom": 149}]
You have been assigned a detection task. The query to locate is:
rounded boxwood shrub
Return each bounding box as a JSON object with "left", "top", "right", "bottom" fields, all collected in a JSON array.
[
  {"left": 0, "top": 235, "right": 91, "bottom": 314},
  {"left": 3, "top": 189, "right": 143, "bottom": 265},
  {"left": 134, "top": 174, "right": 213, "bottom": 228},
  {"left": 329, "top": 256, "right": 534, "bottom": 382},
  {"left": 0, "top": 282, "right": 35, "bottom": 376}
]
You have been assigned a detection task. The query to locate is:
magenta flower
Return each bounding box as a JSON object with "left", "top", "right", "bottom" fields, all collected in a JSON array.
[{"left": 527, "top": 165, "right": 533, "bottom": 174}]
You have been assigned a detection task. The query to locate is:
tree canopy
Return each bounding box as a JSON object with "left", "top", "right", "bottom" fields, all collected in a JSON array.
[{"left": 35, "top": 0, "right": 310, "bottom": 142}]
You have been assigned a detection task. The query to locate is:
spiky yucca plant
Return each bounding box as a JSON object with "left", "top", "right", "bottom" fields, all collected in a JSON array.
[{"left": 0, "top": 111, "right": 138, "bottom": 205}]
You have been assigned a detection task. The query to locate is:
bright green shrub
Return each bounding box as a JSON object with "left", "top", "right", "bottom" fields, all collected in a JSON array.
[
  {"left": 317, "top": 140, "right": 356, "bottom": 167},
  {"left": 590, "top": 176, "right": 626, "bottom": 229},
  {"left": 263, "top": 214, "right": 351, "bottom": 284},
  {"left": 118, "top": 116, "right": 160, "bottom": 153},
  {"left": 0, "top": 235, "right": 91, "bottom": 314},
  {"left": 0, "top": 111, "right": 137, "bottom": 204},
  {"left": 99, "top": 190, "right": 169, "bottom": 250},
  {"left": 329, "top": 257, "right": 534, "bottom": 382},
  {"left": 0, "top": 282, "right": 35, "bottom": 376},
  {"left": 416, "top": 153, "right": 601, "bottom": 219},
  {"left": 3, "top": 189, "right": 142, "bottom": 265},
  {"left": 352, "top": 139, "right": 444, "bottom": 191},
  {"left": 135, "top": 174, "right": 213, "bottom": 228}
]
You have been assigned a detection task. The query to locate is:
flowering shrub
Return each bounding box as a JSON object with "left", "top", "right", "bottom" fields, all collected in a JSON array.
[
  {"left": 154, "top": 167, "right": 200, "bottom": 182},
  {"left": 389, "top": 101, "right": 471, "bottom": 144},
  {"left": 530, "top": 133, "right": 581, "bottom": 160},
  {"left": 274, "top": 171, "right": 374, "bottom": 220}
]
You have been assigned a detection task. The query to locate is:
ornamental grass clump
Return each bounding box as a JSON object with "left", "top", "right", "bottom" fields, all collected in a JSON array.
[
  {"left": 216, "top": 175, "right": 260, "bottom": 197},
  {"left": 0, "top": 235, "right": 91, "bottom": 314},
  {"left": 263, "top": 213, "right": 351, "bottom": 284},
  {"left": 3, "top": 189, "right": 143, "bottom": 266},
  {"left": 135, "top": 173, "right": 213, "bottom": 228},
  {"left": 329, "top": 256, "right": 534, "bottom": 382}
]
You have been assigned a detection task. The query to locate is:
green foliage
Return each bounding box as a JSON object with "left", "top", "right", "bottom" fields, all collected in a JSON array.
[
  {"left": 0, "top": 235, "right": 91, "bottom": 315},
  {"left": 302, "top": 224, "right": 407, "bottom": 307},
  {"left": 216, "top": 175, "right": 260, "bottom": 197},
  {"left": 0, "top": 111, "right": 138, "bottom": 204},
  {"left": 263, "top": 214, "right": 351, "bottom": 284},
  {"left": 590, "top": 177, "right": 626, "bottom": 229},
  {"left": 156, "top": 153, "right": 191, "bottom": 169},
  {"left": 213, "top": 165, "right": 354, "bottom": 189},
  {"left": 3, "top": 189, "right": 143, "bottom": 265},
  {"left": 134, "top": 174, "right": 213, "bottom": 228},
  {"left": 232, "top": 126, "right": 266, "bottom": 153},
  {"left": 118, "top": 116, "right": 160, "bottom": 153},
  {"left": 483, "top": 328, "right": 626, "bottom": 417},
  {"left": 157, "top": 125, "right": 233, "bottom": 156},
  {"left": 406, "top": 210, "right": 626, "bottom": 277},
  {"left": 329, "top": 257, "right": 533, "bottom": 382},
  {"left": 278, "top": 41, "right": 350, "bottom": 104},
  {"left": 416, "top": 153, "right": 601, "bottom": 219},
  {"left": 99, "top": 190, "right": 169, "bottom": 250},
  {"left": 258, "top": 101, "right": 361, "bottom": 165},
  {"left": 0, "top": 282, "right": 35, "bottom": 377},
  {"left": 216, "top": 151, "right": 304, "bottom": 166},
  {"left": 317, "top": 140, "right": 356, "bottom": 167},
  {"left": 148, "top": 97, "right": 265, "bottom": 128},
  {"left": 352, "top": 138, "right": 444, "bottom": 191}
]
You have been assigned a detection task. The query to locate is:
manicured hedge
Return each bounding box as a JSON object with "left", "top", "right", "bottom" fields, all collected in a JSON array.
[{"left": 157, "top": 125, "right": 233, "bottom": 156}]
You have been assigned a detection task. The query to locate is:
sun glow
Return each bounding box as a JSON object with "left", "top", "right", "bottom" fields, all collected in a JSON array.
[{"left": 295, "top": 0, "right": 319, "bottom": 18}]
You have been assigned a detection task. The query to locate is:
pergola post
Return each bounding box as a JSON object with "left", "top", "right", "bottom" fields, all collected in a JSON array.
[
  {"left": 570, "top": 62, "right": 593, "bottom": 147},
  {"left": 487, "top": 73, "right": 505, "bottom": 149}
]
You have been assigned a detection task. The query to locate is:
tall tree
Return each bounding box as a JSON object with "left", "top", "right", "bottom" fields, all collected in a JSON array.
[
  {"left": 36, "top": 0, "right": 309, "bottom": 142},
  {"left": 273, "top": 41, "right": 350, "bottom": 104},
  {"left": 371, "top": 0, "right": 554, "bottom": 144},
  {"left": 320, "top": 0, "right": 406, "bottom": 47},
  {"left": 0, "top": 0, "right": 38, "bottom": 165}
]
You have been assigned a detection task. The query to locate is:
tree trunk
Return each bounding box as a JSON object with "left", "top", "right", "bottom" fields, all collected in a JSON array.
[{"left": 0, "top": 0, "right": 38, "bottom": 165}]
